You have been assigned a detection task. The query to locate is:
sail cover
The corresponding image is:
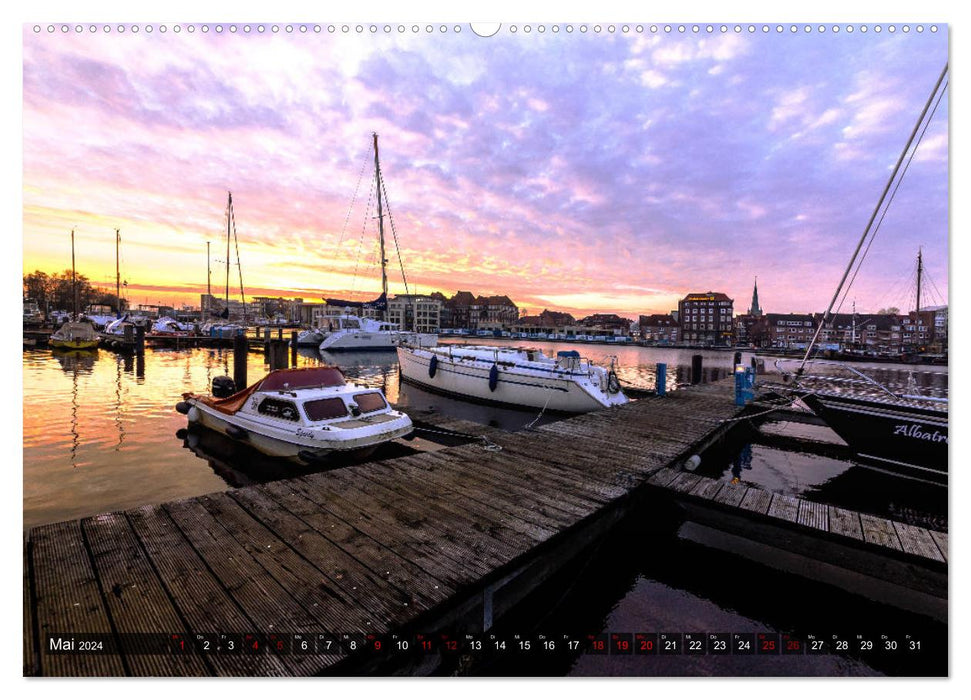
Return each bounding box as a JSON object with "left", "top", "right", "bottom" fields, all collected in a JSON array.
[{"left": 323, "top": 292, "right": 387, "bottom": 311}]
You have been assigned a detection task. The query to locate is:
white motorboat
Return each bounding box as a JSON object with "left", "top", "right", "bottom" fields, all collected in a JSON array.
[
  {"left": 176, "top": 365, "right": 414, "bottom": 464},
  {"left": 397, "top": 344, "right": 629, "bottom": 413},
  {"left": 318, "top": 311, "right": 437, "bottom": 352}
]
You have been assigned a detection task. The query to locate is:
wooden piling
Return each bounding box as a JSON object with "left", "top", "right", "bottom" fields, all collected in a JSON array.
[
  {"left": 233, "top": 334, "right": 248, "bottom": 388},
  {"left": 691, "top": 354, "right": 703, "bottom": 384}
]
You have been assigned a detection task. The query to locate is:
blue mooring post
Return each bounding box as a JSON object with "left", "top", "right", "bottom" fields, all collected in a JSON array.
[{"left": 656, "top": 362, "right": 667, "bottom": 396}]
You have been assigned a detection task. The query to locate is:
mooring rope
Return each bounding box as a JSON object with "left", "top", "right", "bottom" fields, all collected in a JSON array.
[{"left": 413, "top": 425, "right": 503, "bottom": 452}]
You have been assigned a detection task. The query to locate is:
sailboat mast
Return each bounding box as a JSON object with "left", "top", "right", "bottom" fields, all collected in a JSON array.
[
  {"left": 206, "top": 241, "right": 211, "bottom": 317},
  {"left": 226, "top": 191, "right": 231, "bottom": 318},
  {"left": 373, "top": 133, "right": 388, "bottom": 321},
  {"left": 115, "top": 228, "right": 121, "bottom": 317},
  {"left": 71, "top": 227, "right": 77, "bottom": 318}
]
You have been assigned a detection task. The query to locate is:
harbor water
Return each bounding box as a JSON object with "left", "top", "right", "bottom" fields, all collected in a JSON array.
[{"left": 21, "top": 340, "right": 947, "bottom": 676}]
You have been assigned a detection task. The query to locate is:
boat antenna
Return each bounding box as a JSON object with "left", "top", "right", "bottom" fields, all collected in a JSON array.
[
  {"left": 206, "top": 241, "right": 211, "bottom": 317},
  {"left": 373, "top": 132, "right": 389, "bottom": 321},
  {"left": 798, "top": 63, "right": 948, "bottom": 374}
]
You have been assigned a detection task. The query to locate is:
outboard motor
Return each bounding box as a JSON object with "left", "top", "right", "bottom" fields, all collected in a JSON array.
[{"left": 212, "top": 375, "right": 237, "bottom": 398}]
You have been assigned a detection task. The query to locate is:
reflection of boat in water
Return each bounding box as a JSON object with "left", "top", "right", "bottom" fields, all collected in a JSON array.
[
  {"left": 397, "top": 344, "right": 629, "bottom": 413},
  {"left": 177, "top": 365, "right": 413, "bottom": 464},
  {"left": 51, "top": 346, "right": 98, "bottom": 373}
]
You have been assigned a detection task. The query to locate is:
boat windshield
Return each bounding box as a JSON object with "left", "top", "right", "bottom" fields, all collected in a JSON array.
[
  {"left": 259, "top": 366, "right": 346, "bottom": 391},
  {"left": 353, "top": 392, "right": 387, "bottom": 413}
]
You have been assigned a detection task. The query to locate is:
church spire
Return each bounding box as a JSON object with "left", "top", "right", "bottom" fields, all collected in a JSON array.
[{"left": 749, "top": 277, "right": 762, "bottom": 317}]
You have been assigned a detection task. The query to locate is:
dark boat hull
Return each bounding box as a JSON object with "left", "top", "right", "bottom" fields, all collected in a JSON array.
[{"left": 800, "top": 392, "right": 948, "bottom": 484}]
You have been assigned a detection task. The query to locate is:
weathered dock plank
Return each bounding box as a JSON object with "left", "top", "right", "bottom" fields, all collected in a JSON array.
[
  {"left": 125, "top": 505, "right": 289, "bottom": 676},
  {"left": 161, "top": 499, "right": 326, "bottom": 676},
  {"left": 892, "top": 522, "right": 945, "bottom": 563},
  {"left": 81, "top": 512, "right": 209, "bottom": 676},
  {"left": 929, "top": 530, "right": 948, "bottom": 562},
  {"left": 711, "top": 482, "right": 748, "bottom": 507},
  {"left": 197, "top": 492, "right": 403, "bottom": 627},
  {"left": 688, "top": 477, "right": 724, "bottom": 501},
  {"left": 316, "top": 467, "right": 528, "bottom": 573},
  {"left": 797, "top": 500, "right": 829, "bottom": 532},
  {"left": 291, "top": 471, "right": 496, "bottom": 582},
  {"left": 23, "top": 531, "right": 39, "bottom": 676},
  {"left": 828, "top": 507, "right": 864, "bottom": 541},
  {"left": 739, "top": 488, "right": 772, "bottom": 515},
  {"left": 29, "top": 520, "right": 126, "bottom": 676},
  {"left": 859, "top": 513, "right": 903, "bottom": 551},
  {"left": 360, "top": 453, "right": 563, "bottom": 540},
  {"left": 766, "top": 494, "right": 801, "bottom": 524},
  {"left": 251, "top": 482, "right": 454, "bottom": 605}
]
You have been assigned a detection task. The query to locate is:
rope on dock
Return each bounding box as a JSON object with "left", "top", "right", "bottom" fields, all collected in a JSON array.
[
  {"left": 718, "top": 390, "right": 818, "bottom": 423},
  {"left": 413, "top": 426, "right": 503, "bottom": 452}
]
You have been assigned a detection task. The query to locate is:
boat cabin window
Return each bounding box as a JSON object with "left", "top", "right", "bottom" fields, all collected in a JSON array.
[
  {"left": 353, "top": 392, "right": 387, "bottom": 413},
  {"left": 257, "top": 398, "right": 300, "bottom": 422},
  {"left": 341, "top": 318, "right": 360, "bottom": 329},
  {"left": 304, "top": 397, "right": 349, "bottom": 421}
]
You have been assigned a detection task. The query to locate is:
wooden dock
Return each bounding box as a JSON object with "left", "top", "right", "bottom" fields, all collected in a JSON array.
[{"left": 23, "top": 380, "right": 947, "bottom": 676}]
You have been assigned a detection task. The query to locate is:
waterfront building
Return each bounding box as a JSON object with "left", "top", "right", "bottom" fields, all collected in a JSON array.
[
  {"left": 766, "top": 313, "right": 816, "bottom": 349},
  {"left": 576, "top": 313, "right": 631, "bottom": 334},
  {"left": 388, "top": 294, "right": 443, "bottom": 333},
  {"left": 638, "top": 314, "right": 679, "bottom": 344},
  {"left": 678, "top": 292, "right": 734, "bottom": 346}
]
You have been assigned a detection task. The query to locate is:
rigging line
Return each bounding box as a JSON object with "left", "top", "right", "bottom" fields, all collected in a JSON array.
[
  {"left": 349, "top": 173, "right": 376, "bottom": 296},
  {"left": 378, "top": 170, "right": 411, "bottom": 296},
  {"left": 800, "top": 63, "right": 948, "bottom": 372},
  {"left": 336, "top": 149, "right": 372, "bottom": 250},
  {"left": 834, "top": 77, "right": 948, "bottom": 318},
  {"left": 230, "top": 199, "right": 246, "bottom": 314}
]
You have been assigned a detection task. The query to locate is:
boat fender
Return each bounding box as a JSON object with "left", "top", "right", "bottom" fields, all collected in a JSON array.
[
  {"left": 175, "top": 401, "right": 191, "bottom": 415},
  {"left": 488, "top": 363, "right": 499, "bottom": 392},
  {"left": 428, "top": 355, "right": 438, "bottom": 378},
  {"left": 187, "top": 406, "right": 201, "bottom": 423},
  {"left": 683, "top": 454, "right": 702, "bottom": 471},
  {"left": 607, "top": 371, "right": 621, "bottom": 394},
  {"left": 225, "top": 424, "right": 248, "bottom": 441}
]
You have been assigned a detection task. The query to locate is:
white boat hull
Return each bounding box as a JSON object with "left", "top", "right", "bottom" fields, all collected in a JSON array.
[
  {"left": 397, "top": 346, "right": 627, "bottom": 413},
  {"left": 321, "top": 330, "right": 437, "bottom": 352},
  {"left": 185, "top": 400, "right": 413, "bottom": 462}
]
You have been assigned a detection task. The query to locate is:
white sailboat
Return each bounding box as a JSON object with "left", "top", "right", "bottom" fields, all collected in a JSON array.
[
  {"left": 316, "top": 134, "right": 438, "bottom": 352},
  {"left": 397, "top": 344, "right": 628, "bottom": 413}
]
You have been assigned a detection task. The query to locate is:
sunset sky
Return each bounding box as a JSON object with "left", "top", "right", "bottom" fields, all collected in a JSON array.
[{"left": 21, "top": 20, "right": 949, "bottom": 319}]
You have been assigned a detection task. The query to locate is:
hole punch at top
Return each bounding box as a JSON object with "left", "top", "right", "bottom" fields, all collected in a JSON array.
[{"left": 470, "top": 23, "right": 501, "bottom": 38}]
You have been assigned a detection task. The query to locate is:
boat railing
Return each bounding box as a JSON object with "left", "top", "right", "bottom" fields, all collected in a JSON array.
[{"left": 775, "top": 358, "right": 948, "bottom": 402}]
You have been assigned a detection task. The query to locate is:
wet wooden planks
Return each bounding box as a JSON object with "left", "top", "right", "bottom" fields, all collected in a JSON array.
[{"left": 647, "top": 468, "right": 947, "bottom": 565}]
